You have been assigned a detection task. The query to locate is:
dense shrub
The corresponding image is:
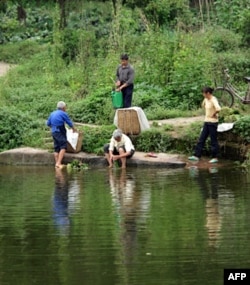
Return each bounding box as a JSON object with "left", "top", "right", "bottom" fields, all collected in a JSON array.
[
  {"left": 239, "top": 10, "right": 250, "bottom": 47},
  {"left": 207, "top": 26, "right": 242, "bottom": 53},
  {"left": 71, "top": 90, "right": 115, "bottom": 124},
  {"left": 0, "top": 107, "right": 42, "bottom": 151},
  {"left": 0, "top": 4, "right": 53, "bottom": 44},
  {"left": 133, "top": 129, "right": 174, "bottom": 152},
  {"left": 233, "top": 116, "right": 250, "bottom": 142},
  {"left": 81, "top": 125, "right": 116, "bottom": 154}
]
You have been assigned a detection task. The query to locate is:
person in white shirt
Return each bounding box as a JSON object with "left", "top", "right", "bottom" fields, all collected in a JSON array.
[{"left": 104, "top": 129, "right": 135, "bottom": 168}]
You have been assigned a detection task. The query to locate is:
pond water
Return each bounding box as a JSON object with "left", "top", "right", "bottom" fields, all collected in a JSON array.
[{"left": 0, "top": 165, "right": 249, "bottom": 285}]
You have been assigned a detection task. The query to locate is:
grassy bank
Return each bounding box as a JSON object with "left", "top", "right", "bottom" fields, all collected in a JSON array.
[{"left": 0, "top": 1, "right": 249, "bottom": 153}]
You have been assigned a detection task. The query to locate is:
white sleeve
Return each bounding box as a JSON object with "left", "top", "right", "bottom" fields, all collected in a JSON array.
[
  {"left": 109, "top": 138, "right": 115, "bottom": 151},
  {"left": 124, "top": 136, "right": 134, "bottom": 152}
]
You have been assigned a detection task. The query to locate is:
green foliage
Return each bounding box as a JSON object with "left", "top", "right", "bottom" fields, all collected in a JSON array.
[
  {"left": 239, "top": 9, "right": 250, "bottom": 46},
  {"left": 133, "top": 129, "right": 174, "bottom": 152},
  {"left": 213, "top": 51, "right": 250, "bottom": 84},
  {"left": 219, "top": 107, "right": 241, "bottom": 123},
  {"left": 0, "top": 40, "right": 47, "bottom": 63},
  {"left": 176, "top": 121, "right": 204, "bottom": 153},
  {"left": 0, "top": 4, "right": 53, "bottom": 44},
  {"left": 207, "top": 26, "right": 242, "bottom": 53},
  {"left": 80, "top": 125, "right": 116, "bottom": 154},
  {"left": 67, "top": 159, "right": 89, "bottom": 171},
  {"left": 163, "top": 124, "right": 174, "bottom": 131},
  {"left": 233, "top": 116, "right": 250, "bottom": 142},
  {"left": 214, "top": 0, "right": 249, "bottom": 32},
  {"left": 71, "top": 90, "right": 115, "bottom": 124},
  {"left": 0, "top": 107, "right": 42, "bottom": 151}
]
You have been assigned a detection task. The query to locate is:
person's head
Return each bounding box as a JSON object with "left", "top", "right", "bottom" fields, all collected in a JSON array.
[
  {"left": 202, "top": 87, "right": 214, "bottom": 99},
  {"left": 57, "top": 101, "right": 66, "bottom": 111},
  {"left": 120, "top": 54, "right": 129, "bottom": 67},
  {"left": 112, "top": 129, "right": 123, "bottom": 142}
]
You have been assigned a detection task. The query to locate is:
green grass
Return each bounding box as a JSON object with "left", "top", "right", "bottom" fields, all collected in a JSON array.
[{"left": 0, "top": 41, "right": 48, "bottom": 63}]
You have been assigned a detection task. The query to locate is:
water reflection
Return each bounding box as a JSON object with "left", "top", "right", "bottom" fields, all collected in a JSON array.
[
  {"left": 53, "top": 168, "right": 70, "bottom": 235},
  {"left": 189, "top": 166, "right": 222, "bottom": 248},
  {"left": 109, "top": 169, "right": 151, "bottom": 266}
]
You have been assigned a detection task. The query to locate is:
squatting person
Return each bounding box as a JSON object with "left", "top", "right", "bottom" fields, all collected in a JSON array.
[
  {"left": 115, "top": 54, "right": 135, "bottom": 108},
  {"left": 104, "top": 129, "right": 135, "bottom": 169},
  {"left": 188, "top": 87, "right": 221, "bottom": 163},
  {"left": 47, "top": 101, "right": 76, "bottom": 169}
]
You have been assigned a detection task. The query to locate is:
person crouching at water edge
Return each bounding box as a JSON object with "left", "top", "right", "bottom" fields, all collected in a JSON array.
[
  {"left": 104, "top": 129, "right": 135, "bottom": 169},
  {"left": 47, "top": 101, "right": 76, "bottom": 169},
  {"left": 188, "top": 87, "right": 221, "bottom": 164}
]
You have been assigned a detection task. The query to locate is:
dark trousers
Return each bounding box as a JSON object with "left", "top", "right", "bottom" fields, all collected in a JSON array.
[
  {"left": 122, "top": 84, "right": 134, "bottom": 108},
  {"left": 194, "top": 122, "right": 219, "bottom": 158}
]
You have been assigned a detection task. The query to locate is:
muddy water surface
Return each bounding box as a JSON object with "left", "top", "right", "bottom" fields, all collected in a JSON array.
[{"left": 0, "top": 165, "right": 249, "bottom": 285}]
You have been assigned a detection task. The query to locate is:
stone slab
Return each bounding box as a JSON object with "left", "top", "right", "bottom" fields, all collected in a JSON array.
[{"left": 0, "top": 148, "right": 186, "bottom": 168}]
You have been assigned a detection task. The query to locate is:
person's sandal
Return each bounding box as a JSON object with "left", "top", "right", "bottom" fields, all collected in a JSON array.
[
  {"left": 188, "top": 156, "right": 199, "bottom": 161},
  {"left": 209, "top": 158, "right": 218, "bottom": 163}
]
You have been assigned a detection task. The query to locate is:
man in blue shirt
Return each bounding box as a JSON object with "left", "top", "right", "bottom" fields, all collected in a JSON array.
[{"left": 47, "top": 101, "right": 76, "bottom": 168}]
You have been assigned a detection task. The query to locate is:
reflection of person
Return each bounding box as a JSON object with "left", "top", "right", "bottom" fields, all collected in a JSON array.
[
  {"left": 104, "top": 129, "right": 135, "bottom": 169},
  {"left": 47, "top": 101, "right": 76, "bottom": 169},
  {"left": 188, "top": 87, "right": 221, "bottom": 163},
  {"left": 53, "top": 168, "right": 70, "bottom": 234},
  {"left": 115, "top": 54, "right": 135, "bottom": 108},
  {"left": 193, "top": 168, "right": 221, "bottom": 248},
  {"left": 109, "top": 169, "right": 137, "bottom": 264}
]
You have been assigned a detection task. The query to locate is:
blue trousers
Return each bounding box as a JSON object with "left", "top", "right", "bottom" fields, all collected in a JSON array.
[
  {"left": 122, "top": 84, "right": 134, "bottom": 108},
  {"left": 194, "top": 122, "right": 219, "bottom": 158}
]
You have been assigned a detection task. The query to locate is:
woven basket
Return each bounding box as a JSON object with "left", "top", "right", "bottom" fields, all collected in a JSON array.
[
  {"left": 66, "top": 132, "right": 83, "bottom": 153},
  {"left": 117, "top": 109, "right": 140, "bottom": 135}
]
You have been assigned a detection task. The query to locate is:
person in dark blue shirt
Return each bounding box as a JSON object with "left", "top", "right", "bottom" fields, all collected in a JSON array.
[{"left": 47, "top": 101, "right": 76, "bottom": 168}]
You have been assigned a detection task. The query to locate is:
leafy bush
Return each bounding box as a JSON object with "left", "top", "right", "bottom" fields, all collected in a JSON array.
[
  {"left": 71, "top": 91, "right": 115, "bottom": 124},
  {"left": 233, "top": 116, "right": 250, "bottom": 142},
  {"left": 0, "top": 107, "right": 42, "bottom": 151},
  {"left": 207, "top": 26, "right": 242, "bottom": 52},
  {"left": 0, "top": 4, "right": 53, "bottom": 44},
  {"left": 81, "top": 125, "right": 116, "bottom": 154},
  {"left": 213, "top": 51, "right": 250, "bottom": 83},
  {"left": 239, "top": 9, "right": 250, "bottom": 46},
  {"left": 219, "top": 107, "right": 241, "bottom": 123},
  {"left": 133, "top": 129, "right": 174, "bottom": 152}
]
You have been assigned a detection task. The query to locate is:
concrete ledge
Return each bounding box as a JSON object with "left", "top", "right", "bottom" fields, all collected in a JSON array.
[
  {"left": 0, "top": 147, "right": 54, "bottom": 165},
  {"left": 0, "top": 148, "right": 186, "bottom": 168}
]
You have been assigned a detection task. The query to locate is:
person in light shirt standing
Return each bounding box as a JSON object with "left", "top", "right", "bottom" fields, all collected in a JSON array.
[
  {"left": 104, "top": 129, "right": 135, "bottom": 168},
  {"left": 188, "top": 87, "right": 221, "bottom": 163}
]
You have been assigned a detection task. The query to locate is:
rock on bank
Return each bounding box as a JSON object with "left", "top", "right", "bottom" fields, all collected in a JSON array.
[{"left": 0, "top": 147, "right": 186, "bottom": 168}]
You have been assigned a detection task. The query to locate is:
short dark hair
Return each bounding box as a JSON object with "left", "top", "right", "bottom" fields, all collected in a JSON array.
[
  {"left": 120, "top": 54, "right": 129, "bottom": 60},
  {"left": 202, "top": 86, "right": 214, "bottom": 94}
]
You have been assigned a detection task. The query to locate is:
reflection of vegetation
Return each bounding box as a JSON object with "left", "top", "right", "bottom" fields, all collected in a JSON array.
[{"left": 0, "top": 167, "right": 250, "bottom": 283}]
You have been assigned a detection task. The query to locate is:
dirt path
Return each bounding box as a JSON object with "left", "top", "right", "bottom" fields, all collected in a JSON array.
[
  {"left": 149, "top": 116, "right": 203, "bottom": 126},
  {"left": 0, "top": 62, "right": 12, "bottom": 77}
]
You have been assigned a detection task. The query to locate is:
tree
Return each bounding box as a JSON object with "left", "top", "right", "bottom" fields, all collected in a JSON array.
[{"left": 57, "top": 0, "right": 67, "bottom": 29}]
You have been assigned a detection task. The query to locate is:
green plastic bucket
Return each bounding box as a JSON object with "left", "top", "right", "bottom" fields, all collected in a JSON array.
[{"left": 111, "top": 90, "right": 123, "bottom": 108}]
